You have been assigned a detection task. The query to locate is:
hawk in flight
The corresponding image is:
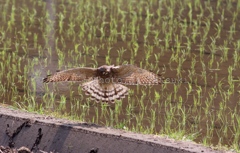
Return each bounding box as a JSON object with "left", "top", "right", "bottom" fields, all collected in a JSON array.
[{"left": 43, "top": 65, "right": 162, "bottom": 103}]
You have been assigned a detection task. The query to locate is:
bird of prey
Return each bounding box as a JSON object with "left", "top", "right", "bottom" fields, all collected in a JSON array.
[{"left": 43, "top": 64, "right": 162, "bottom": 103}]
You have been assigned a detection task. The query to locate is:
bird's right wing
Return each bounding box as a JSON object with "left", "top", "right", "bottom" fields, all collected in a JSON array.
[
  {"left": 112, "top": 64, "right": 162, "bottom": 85},
  {"left": 43, "top": 67, "right": 97, "bottom": 83}
]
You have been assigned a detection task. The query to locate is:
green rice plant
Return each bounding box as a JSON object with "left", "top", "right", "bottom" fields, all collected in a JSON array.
[
  {"left": 134, "top": 109, "right": 145, "bottom": 132},
  {"left": 202, "top": 19, "right": 210, "bottom": 41},
  {"left": 144, "top": 44, "right": 153, "bottom": 63},
  {"left": 154, "top": 90, "right": 160, "bottom": 102},
  {"left": 59, "top": 95, "right": 66, "bottom": 111},
  {"left": 163, "top": 103, "right": 175, "bottom": 134},
  {"left": 208, "top": 54, "right": 215, "bottom": 69},
  {"left": 231, "top": 111, "right": 240, "bottom": 150},
  {"left": 214, "top": 20, "right": 223, "bottom": 39},
  {"left": 220, "top": 41, "right": 229, "bottom": 62},
  {"left": 200, "top": 61, "right": 207, "bottom": 85},
  {"left": 205, "top": 114, "right": 215, "bottom": 145},
  {"left": 131, "top": 41, "right": 139, "bottom": 57},
  {"left": 148, "top": 108, "right": 156, "bottom": 133},
  {"left": 90, "top": 46, "right": 99, "bottom": 61},
  {"left": 177, "top": 53, "right": 186, "bottom": 77},
  {"left": 79, "top": 104, "right": 90, "bottom": 122},
  {"left": 233, "top": 55, "right": 240, "bottom": 70},
  {"left": 58, "top": 13, "right": 65, "bottom": 34},
  {"left": 227, "top": 66, "right": 234, "bottom": 92},
  {"left": 173, "top": 84, "right": 179, "bottom": 101},
  {"left": 187, "top": 2, "right": 192, "bottom": 26},
  {"left": 228, "top": 23, "right": 236, "bottom": 41}
]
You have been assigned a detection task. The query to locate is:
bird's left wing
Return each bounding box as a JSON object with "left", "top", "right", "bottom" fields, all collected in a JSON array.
[{"left": 43, "top": 67, "right": 97, "bottom": 83}]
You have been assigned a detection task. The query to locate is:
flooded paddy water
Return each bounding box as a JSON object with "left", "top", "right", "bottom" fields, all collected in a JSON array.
[{"left": 0, "top": 0, "right": 240, "bottom": 151}]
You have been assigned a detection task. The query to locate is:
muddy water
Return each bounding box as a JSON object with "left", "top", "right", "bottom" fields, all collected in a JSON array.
[{"left": 1, "top": 0, "right": 240, "bottom": 147}]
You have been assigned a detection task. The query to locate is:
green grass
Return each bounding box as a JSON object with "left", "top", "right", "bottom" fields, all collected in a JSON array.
[{"left": 0, "top": 0, "right": 240, "bottom": 152}]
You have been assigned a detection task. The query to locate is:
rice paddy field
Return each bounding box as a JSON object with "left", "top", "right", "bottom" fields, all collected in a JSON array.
[{"left": 0, "top": 0, "right": 240, "bottom": 151}]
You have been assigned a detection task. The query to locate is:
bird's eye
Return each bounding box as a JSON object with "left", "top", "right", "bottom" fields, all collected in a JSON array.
[{"left": 99, "top": 68, "right": 106, "bottom": 72}]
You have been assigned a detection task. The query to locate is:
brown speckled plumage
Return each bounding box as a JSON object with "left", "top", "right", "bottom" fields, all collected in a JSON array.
[{"left": 43, "top": 65, "right": 162, "bottom": 103}]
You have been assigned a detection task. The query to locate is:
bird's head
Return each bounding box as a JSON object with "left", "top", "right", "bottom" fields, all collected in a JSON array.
[{"left": 97, "top": 65, "right": 113, "bottom": 76}]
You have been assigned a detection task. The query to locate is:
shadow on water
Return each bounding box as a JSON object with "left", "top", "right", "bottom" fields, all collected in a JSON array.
[{"left": 0, "top": 0, "right": 240, "bottom": 148}]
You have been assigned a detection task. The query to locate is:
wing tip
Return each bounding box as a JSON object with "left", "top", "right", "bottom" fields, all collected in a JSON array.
[{"left": 43, "top": 75, "right": 51, "bottom": 83}]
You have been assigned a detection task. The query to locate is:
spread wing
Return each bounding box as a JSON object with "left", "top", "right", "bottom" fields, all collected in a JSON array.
[
  {"left": 43, "top": 67, "right": 97, "bottom": 83},
  {"left": 112, "top": 65, "right": 162, "bottom": 85}
]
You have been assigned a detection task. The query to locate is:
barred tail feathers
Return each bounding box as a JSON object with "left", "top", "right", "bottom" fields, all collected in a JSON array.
[{"left": 81, "top": 80, "right": 129, "bottom": 103}]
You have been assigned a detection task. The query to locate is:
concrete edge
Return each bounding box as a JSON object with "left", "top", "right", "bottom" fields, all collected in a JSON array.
[{"left": 0, "top": 106, "right": 227, "bottom": 153}]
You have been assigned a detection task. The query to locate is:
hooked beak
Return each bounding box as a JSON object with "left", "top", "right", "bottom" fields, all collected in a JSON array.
[{"left": 103, "top": 68, "right": 111, "bottom": 75}]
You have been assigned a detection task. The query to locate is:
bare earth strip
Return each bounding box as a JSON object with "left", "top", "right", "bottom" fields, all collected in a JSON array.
[{"left": 0, "top": 106, "right": 227, "bottom": 153}]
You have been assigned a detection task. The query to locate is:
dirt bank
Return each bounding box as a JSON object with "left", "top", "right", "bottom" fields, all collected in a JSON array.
[{"left": 0, "top": 106, "right": 225, "bottom": 153}]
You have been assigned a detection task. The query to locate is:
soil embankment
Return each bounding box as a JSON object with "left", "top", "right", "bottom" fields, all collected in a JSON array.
[{"left": 0, "top": 107, "right": 224, "bottom": 153}]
